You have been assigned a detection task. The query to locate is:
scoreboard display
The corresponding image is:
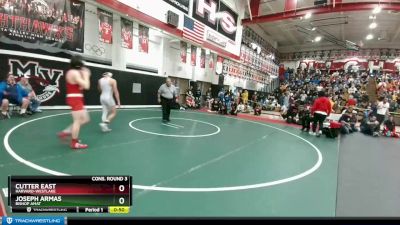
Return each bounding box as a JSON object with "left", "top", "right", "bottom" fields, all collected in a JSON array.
[{"left": 8, "top": 176, "right": 132, "bottom": 214}]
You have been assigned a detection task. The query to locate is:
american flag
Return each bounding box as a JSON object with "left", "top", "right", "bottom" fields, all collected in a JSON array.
[{"left": 183, "top": 15, "right": 204, "bottom": 45}]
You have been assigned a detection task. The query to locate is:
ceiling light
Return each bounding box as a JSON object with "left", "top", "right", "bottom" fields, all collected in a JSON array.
[
  {"left": 311, "top": 27, "right": 316, "bottom": 31},
  {"left": 369, "top": 15, "right": 376, "bottom": 19},
  {"left": 304, "top": 12, "right": 312, "bottom": 19},
  {"left": 372, "top": 6, "right": 381, "bottom": 14},
  {"left": 369, "top": 22, "right": 377, "bottom": 29},
  {"left": 314, "top": 36, "right": 322, "bottom": 42},
  {"left": 366, "top": 34, "right": 374, "bottom": 40}
]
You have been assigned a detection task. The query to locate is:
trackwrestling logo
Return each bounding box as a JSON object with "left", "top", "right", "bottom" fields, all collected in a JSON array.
[
  {"left": 2, "top": 216, "right": 64, "bottom": 225},
  {"left": 8, "top": 59, "right": 64, "bottom": 103}
]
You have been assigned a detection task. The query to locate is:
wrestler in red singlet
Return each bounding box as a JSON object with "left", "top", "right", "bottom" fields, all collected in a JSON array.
[
  {"left": 58, "top": 55, "right": 91, "bottom": 150},
  {"left": 66, "top": 81, "right": 84, "bottom": 111}
]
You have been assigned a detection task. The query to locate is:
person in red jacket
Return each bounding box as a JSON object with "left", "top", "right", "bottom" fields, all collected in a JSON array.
[
  {"left": 311, "top": 91, "right": 332, "bottom": 136},
  {"left": 346, "top": 95, "right": 357, "bottom": 108}
]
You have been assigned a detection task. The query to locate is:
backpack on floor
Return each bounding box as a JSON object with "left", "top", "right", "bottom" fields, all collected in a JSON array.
[{"left": 322, "top": 121, "right": 341, "bottom": 138}]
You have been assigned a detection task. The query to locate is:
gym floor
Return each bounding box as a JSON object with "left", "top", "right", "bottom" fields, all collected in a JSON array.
[{"left": 0, "top": 108, "right": 395, "bottom": 217}]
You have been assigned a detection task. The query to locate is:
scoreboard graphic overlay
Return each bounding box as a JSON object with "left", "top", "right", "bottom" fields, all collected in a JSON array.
[{"left": 8, "top": 176, "right": 132, "bottom": 214}]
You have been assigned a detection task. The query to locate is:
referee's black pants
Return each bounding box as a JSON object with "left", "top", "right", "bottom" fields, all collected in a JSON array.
[
  {"left": 312, "top": 112, "right": 327, "bottom": 133},
  {"left": 161, "top": 97, "right": 174, "bottom": 121}
]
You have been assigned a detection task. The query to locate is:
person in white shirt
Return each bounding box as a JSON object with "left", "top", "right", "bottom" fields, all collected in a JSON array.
[
  {"left": 348, "top": 84, "right": 357, "bottom": 95},
  {"left": 376, "top": 97, "right": 390, "bottom": 127},
  {"left": 300, "top": 91, "right": 307, "bottom": 104}
]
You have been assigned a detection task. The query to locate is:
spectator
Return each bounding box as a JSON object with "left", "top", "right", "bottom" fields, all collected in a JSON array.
[
  {"left": 0, "top": 74, "right": 30, "bottom": 118},
  {"left": 299, "top": 91, "right": 307, "bottom": 104},
  {"left": 300, "top": 105, "right": 312, "bottom": 132},
  {"left": 237, "top": 102, "right": 245, "bottom": 113},
  {"left": 218, "top": 88, "right": 225, "bottom": 102},
  {"left": 254, "top": 103, "right": 262, "bottom": 116},
  {"left": 360, "top": 114, "right": 380, "bottom": 137},
  {"left": 383, "top": 115, "right": 399, "bottom": 138},
  {"left": 242, "top": 89, "right": 249, "bottom": 105},
  {"left": 348, "top": 84, "right": 357, "bottom": 95},
  {"left": 218, "top": 99, "right": 227, "bottom": 115},
  {"left": 185, "top": 86, "right": 195, "bottom": 108},
  {"left": 376, "top": 97, "right": 390, "bottom": 127},
  {"left": 339, "top": 108, "right": 357, "bottom": 134},
  {"left": 311, "top": 91, "right": 332, "bottom": 136},
  {"left": 230, "top": 100, "right": 238, "bottom": 116},
  {"left": 238, "top": 89, "right": 243, "bottom": 104},
  {"left": 194, "top": 86, "right": 202, "bottom": 107},
  {"left": 211, "top": 99, "right": 219, "bottom": 112},
  {"left": 252, "top": 91, "right": 258, "bottom": 109},
  {"left": 205, "top": 87, "right": 213, "bottom": 109},
  {"left": 346, "top": 95, "right": 357, "bottom": 108},
  {"left": 18, "top": 77, "right": 42, "bottom": 113}
]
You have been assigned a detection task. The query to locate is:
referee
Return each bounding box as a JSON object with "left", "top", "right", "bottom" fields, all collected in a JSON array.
[{"left": 157, "top": 77, "right": 178, "bottom": 123}]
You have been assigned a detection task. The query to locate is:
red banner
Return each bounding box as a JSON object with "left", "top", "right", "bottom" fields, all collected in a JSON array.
[
  {"left": 0, "top": 0, "right": 85, "bottom": 52},
  {"left": 209, "top": 53, "right": 214, "bottom": 69},
  {"left": 139, "top": 24, "right": 149, "bottom": 53},
  {"left": 216, "top": 56, "right": 224, "bottom": 75},
  {"left": 180, "top": 41, "right": 187, "bottom": 63},
  {"left": 191, "top": 45, "right": 197, "bottom": 66},
  {"left": 200, "top": 49, "right": 206, "bottom": 68},
  {"left": 98, "top": 9, "right": 113, "bottom": 44},
  {"left": 121, "top": 18, "right": 133, "bottom": 49}
]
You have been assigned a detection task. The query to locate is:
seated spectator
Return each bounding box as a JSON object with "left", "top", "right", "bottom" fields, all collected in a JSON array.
[
  {"left": 300, "top": 105, "right": 312, "bottom": 132},
  {"left": 254, "top": 103, "right": 262, "bottom": 116},
  {"left": 185, "top": 86, "right": 196, "bottom": 108},
  {"left": 243, "top": 103, "right": 250, "bottom": 113},
  {"left": 230, "top": 100, "right": 238, "bottom": 116},
  {"left": 299, "top": 91, "right": 307, "bottom": 104},
  {"left": 348, "top": 84, "right": 357, "bottom": 95},
  {"left": 339, "top": 108, "right": 358, "bottom": 134},
  {"left": 219, "top": 101, "right": 227, "bottom": 115},
  {"left": 0, "top": 75, "right": 30, "bottom": 118},
  {"left": 237, "top": 102, "right": 245, "bottom": 113},
  {"left": 383, "top": 115, "right": 399, "bottom": 138},
  {"left": 205, "top": 87, "right": 213, "bottom": 109},
  {"left": 18, "top": 77, "right": 42, "bottom": 113},
  {"left": 211, "top": 99, "right": 219, "bottom": 112},
  {"left": 285, "top": 101, "right": 298, "bottom": 123},
  {"left": 185, "top": 95, "right": 196, "bottom": 108},
  {"left": 346, "top": 95, "right": 357, "bottom": 108},
  {"left": 360, "top": 114, "right": 380, "bottom": 137}
]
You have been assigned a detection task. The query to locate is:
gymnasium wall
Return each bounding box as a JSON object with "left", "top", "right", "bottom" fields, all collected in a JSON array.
[
  {"left": 0, "top": 52, "right": 165, "bottom": 106},
  {"left": 0, "top": 0, "right": 258, "bottom": 104}
]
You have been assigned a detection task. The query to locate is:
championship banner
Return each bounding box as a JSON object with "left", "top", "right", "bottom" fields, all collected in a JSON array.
[
  {"left": 121, "top": 18, "right": 133, "bottom": 49},
  {"left": 191, "top": 45, "right": 197, "bottom": 66},
  {"left": 215, "top": 56, "right": 224, "bottom": 75},
  {"left": 139, "top": 24, "right": 149, "bottom": 53},
  {"left": 209, "top": 53, "right": 214, "bottom": 69},
  {"left": 200, "top": 49, "right": 206, "bottom": 68},
  {"left": 98, "top": 9, "right": 113, "bottom": 44},
  {"left": 240, "top": 45, "right": 245, "bottom": 62},
  {"left": 0, "top": 0, "right": 85, "bottom": 52},
  {"left": 180, "top": 41, "right": 187, "bottom": 63}
]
